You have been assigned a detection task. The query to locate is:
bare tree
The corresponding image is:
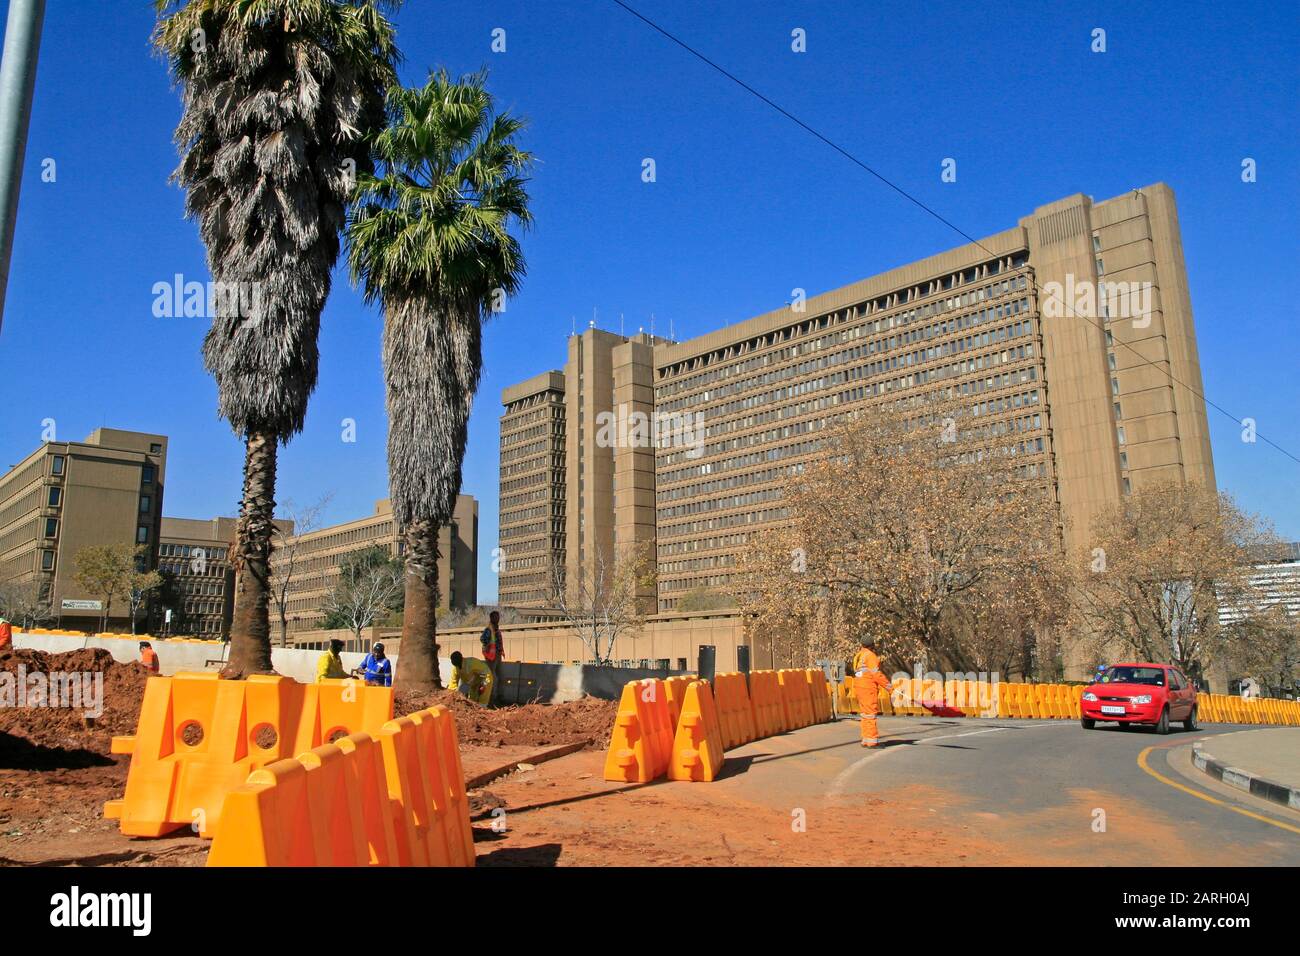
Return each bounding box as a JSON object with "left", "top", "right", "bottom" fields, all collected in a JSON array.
[
  {"left": 0, "top": 580, "right": 54, "bottom": 630},
  {"left": 1071, "top": 481, "right": 1282, "bottom": 681},
  {"left": 320, "top": 546, "right": 405, "bottom": 647},
  {"left": 269, "top": 494, "right": 331, "bottom": 646},
  {"left": 551, "top": 545, "right": 656, "bottom": 665}
]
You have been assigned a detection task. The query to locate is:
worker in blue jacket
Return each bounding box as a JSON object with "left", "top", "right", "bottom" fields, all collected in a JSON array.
[{"left": 358, "top": 642, "right": 393, "bottom": 687}]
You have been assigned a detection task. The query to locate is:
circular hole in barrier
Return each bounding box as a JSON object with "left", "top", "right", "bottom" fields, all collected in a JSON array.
[
  {"left": 326, "top": 726, "right": 349, "bottom": 744},
  {"left": 178, "top": 721, "right": 204, "bottom": 747},
  {"left": 251, "top": 723, "right": 278, "bottom": 750}
]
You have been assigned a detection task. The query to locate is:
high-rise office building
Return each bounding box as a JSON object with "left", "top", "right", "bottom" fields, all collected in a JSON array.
[
  {"left": 152, "top": 516, "right": 248, "bottom": 639},
  {"left": 0, "top": 428, "right": 168, "bottom": 629},
  {"left": 500, "top": 185, "right": 1218, "bottom": 671}
]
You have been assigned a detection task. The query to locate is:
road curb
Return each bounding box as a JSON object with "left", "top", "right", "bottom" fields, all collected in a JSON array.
[
  {"left": 1191, "top": 743, "right": 1300, "bottom": 812},
  {"left": 464, "top": 740, "right": 590, "bottom": 791}
]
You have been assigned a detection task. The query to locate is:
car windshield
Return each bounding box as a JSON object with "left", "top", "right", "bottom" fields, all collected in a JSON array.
[{"left": 1100, "top": 666, "right": 1165, "bottom": 686}]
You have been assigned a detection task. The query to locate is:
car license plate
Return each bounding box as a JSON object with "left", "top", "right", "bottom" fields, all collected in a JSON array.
[{"left": 1101, "top": 705, "right": 1126, "bottom": 715}]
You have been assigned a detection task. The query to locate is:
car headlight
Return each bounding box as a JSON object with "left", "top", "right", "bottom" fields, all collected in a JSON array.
[
  {"left": 1131, "top": 694, "right": 1152, "bottom": 704},
  {"left": 1082, "top": 692, "right": 1098, "bottom": 701}
]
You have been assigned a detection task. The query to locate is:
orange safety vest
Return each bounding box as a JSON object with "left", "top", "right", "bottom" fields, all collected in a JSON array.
[
  {"left": 140, "top": 648, "right": 159, "bottom": 673},
  {"left": 0, "top": 620, "right": 12, "bottom": 651}
]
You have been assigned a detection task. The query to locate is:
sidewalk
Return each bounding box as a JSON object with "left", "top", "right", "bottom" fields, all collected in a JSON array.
[{"left": 1193, "top": 728, "right": 1300, "bottom": 811}]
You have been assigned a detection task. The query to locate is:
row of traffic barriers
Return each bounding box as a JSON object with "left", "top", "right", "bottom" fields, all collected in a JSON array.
[
  {"left": 207, "top": 705, "right": 476, "bottom": 867},
  {"left": 604, "top": 668, "right": 834, "bottom": 784},
  {"left": 104, "top": 672, "right": 394, "bottom": 837},
  {"left": 834, "top": 678, "right": 1082, "bottom": 719},
  {"left": 1199, "top": 693, "right": 1300, "bottom": 725}
]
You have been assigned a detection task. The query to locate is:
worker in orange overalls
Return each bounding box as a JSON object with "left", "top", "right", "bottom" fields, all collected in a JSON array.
[
  {"left": 0, "top": 614, "right": 12, "bottom": 653},
  {"left": 851, "top": 635, "right": 892, "bottom": 747},
  {"left": 138, "top": 640, "right": 160, "bottom": 674}
]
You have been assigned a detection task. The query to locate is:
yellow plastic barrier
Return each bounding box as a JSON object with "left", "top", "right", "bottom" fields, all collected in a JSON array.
[
  {"left": 208, "top": 732, "right": 397, "bottom": 867},
  {"left": 104, "top": 672, "right": 393, "bottom": 838},
  {"left": 603, "top": 679, "right": 672, "bottom": 783},
  {"left": 667, "top": 681, "right": 726, "bottom": 782},
  {"left": 751, "top": 670, "right": 788, "bottom": 733},
  {"left": 377, "top": 707, "right": 475, "bottom": 867},
  {"left": 802, "top": 669, "right": 831, "bottom": 723},
  {"left": 777, "top": 669, "right": 813, "bottom": 728},
  {"left": 877, "top": 685, "right": 893, "bottom": 716}
]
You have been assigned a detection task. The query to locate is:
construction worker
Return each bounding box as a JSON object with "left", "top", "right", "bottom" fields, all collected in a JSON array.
[
  {"left": 316, "top": 638, "right": 348, "bottom": 682},
  {"left": 480, "top": 610, "right": 504, "bottom": 702},
  {"left": 358, "top": 642, "right": 392, "bottom": 687},
  {"left": 449, "top": 651, "right": 494, "bottom": 706},
  {"left": 851, "top": 635, "right": 891, "bottom": 748},
  {"left": 0, "top": 614, "right": 12, "bottom": 653},
  {"left": 138, "top": 640, "right": 160, "bottom": 674}
]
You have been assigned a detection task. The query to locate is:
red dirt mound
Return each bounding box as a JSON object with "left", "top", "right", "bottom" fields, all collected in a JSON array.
[
  {"left": 0, "top": 647, "right": 150, "bottom": 759},
  {"left": 395, "top": 689, "right": 616, "bottom": 750}
]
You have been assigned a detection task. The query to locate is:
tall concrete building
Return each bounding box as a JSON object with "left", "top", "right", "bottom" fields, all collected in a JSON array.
[
  {"left": 152, "top": 516, "right": 263, "bottom": 639},
  {"left": 0, "top": 428, "right": 168, "bottom": 630},
  {"left": 271, "top": 495, "right": 477, "bottom": 640},
  {"left": 500, "top": 185, "right": 1217, "bottom": 662}
]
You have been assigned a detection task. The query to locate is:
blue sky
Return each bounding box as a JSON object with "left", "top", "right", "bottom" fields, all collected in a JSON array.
[{"left": 0, "top": 0, "right": 1296, "bottom": 602}]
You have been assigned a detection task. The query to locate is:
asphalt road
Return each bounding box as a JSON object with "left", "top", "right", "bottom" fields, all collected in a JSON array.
[{"left": 722, "top": 714, "right": 1300, "bottom": 865}]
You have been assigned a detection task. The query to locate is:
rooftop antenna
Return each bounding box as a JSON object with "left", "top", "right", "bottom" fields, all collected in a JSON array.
[
  {"left": 620, "top": 312, "right": 624, "bottom": 336},
  {"left": 571, "top": 315, "right": 575, "bottom": 336},
  {"left": 669, "top": 316, "right": 674, "bottom": 341},
  {"left": 650, "top": 313, "right": 655, "bottom": 341}
]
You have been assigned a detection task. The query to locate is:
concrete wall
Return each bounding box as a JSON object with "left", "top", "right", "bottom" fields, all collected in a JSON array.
[{"left": 12, "top": 631, "right": 685, "bottom": 702}]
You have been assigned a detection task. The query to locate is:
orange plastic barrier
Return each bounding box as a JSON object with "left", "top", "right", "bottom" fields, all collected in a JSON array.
[
  {"left": 104, "top": 672, "right": 393, "bottom": 838},
  {"left": 603, "top": 679, "right": 672, "bottom": 783},
  {"left": 777, "top": 670, "right": 812, "bottom": 728},
  {"left": 713, "top": 672, "right": 757, "bottom": 748},
  {"left": 750, "top": 670, "right": 787, "bottom": 734},
  {"left": 667, "top": 681, "right": 726, "bottom": 782},
  {"left": 663, "top": 675, "right": 696, "bottom": 729},
  {"left": 837, "top": 676, "right": 858, "bottom": 715},
  {"left": 803, "top": 669, "right": 832, "bottom": 723}
]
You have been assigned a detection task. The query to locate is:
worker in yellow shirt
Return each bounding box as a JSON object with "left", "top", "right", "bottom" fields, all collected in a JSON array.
[
  {"left": 449, "top": 651, "right": 494, "bottom": 706},
  {"left": 851, "top": 635, "right": 892, "bottom": 747},
  {"left": 316, "top": 638, "right": 348, "bottom": 682}
]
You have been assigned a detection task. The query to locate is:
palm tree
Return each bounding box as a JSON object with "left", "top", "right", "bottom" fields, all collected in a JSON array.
[
  {"left": 153, "top": 1, "right": 399, "bottom": 676},
  {"left": 348, "top": 69, "right": 532, "bottom": 690}
]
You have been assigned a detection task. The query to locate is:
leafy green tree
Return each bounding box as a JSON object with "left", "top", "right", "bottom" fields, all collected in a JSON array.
[{"left": 347, "top": 69, "right": 532, "bottom": 689}]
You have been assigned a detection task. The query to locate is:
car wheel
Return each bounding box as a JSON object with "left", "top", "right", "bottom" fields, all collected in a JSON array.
[
  {"left": 1155, "top": 707, "right": 1170, "bottom": 735},
  {"left": 1080, "top": 718, "right": 1095, "bottom": 730},
  {"left": 1183, "top": 707, "right": 1198, "bottom": 732}
]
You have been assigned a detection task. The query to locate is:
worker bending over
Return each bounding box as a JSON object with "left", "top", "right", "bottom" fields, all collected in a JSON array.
[
  {"left": 449, "top": 651, "right": 494, "bottom": 706},
  {"left": 851, "top": 635, "right": 892, "bottom": 748},
  {"left": 138, "top": 640, "right": 160, "bottom": 674}
]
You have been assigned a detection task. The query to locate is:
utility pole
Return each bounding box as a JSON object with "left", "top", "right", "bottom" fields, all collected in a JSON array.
[{"left": 0, "top": 0, "right": 45, "bottom": 336}]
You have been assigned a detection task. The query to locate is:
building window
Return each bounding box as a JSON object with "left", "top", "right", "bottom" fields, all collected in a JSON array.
[
  {"left": 1111, "top": 377, "right": 1120, "bottom": 396},
  {"left": 140, "top": 495, "right": 152, "bottom": 513},
  {"left": 1108, "top": 353, "right": 1116, "bottom": 370},
  {"left": 1117, "top": 426, "right": 1127, "bottom": 446},
  {"left": 1122, "top": 477, "right": 1132, "bottom": 495},
  {"left": 44, "top": 517, "right": 57, "bottom": 538},
  {"left": 1092, "top": 235, "right": 1101, "bottom": 252},
  {"left": 41, "top": 550, "right": 55, "bottom": 570},
  {"left": 142, "top": 465, "right": 155, "bottom": 485},
  {"left": 47, "top": 487, "right": 61, "bottom": 507},
  {"left": 150, "top": 443, "right": 162, "bottom": 454},
  {"left": 1104, "top": 330, "right": 1113, "bottom": 346},
  {"left": 1119, "top": 452, "right": 1128, "bottom": 469},
  {"left": 51, "top": 455, "right": 65, "bottom": 476},
  {"left": 1114, "top": 402, "right": 1123, "bottom": 419},
  {"left": 137, "top": 525, "right": 149, "bottom": 544},
  {"left": 1095, "top": 258, "right": 1104, "bottom": 274}
]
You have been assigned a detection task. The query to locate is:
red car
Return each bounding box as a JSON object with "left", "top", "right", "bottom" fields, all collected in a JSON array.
[{"left": 1079, "top": 663, "right": 1198, "bottom": 734}]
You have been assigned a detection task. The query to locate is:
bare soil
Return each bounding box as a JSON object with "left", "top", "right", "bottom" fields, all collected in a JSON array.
[{"left": 396, "top": 689, "right": 616, "bottom": 750}]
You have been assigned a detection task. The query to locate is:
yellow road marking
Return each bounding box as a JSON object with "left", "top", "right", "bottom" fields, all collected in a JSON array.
[{"left": 1137, "top": 745, "right": 1300, "bottom": 836}]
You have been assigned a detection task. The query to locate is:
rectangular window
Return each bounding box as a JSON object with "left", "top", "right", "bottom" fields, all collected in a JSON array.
[
  {"left": 47, "top": 487, "right": 61, "bottom": 507},
  {"left": 1108, "top": 353, "right": 1116, "bottom": 370},
  {"left": 41, "top": 550, "right": 55, "bottom": 570},
  {"left": 1092, "top": 235, "right": 1101, "bottom": 252},
  {"left": 44, "top": 517, "right": 57, "bottom": 538},
  {"left": 140, "top": 495, "right": 152, "bottom": 513},
  {"left": 1096, "top": 258, "right": 1105, "bottom": 274},
  {"left": 51, "top": 455, "right": 65, "bottom": 476},
  {"left": 137, "top": 525, "right": 149, "bottom": 544},
  {"left": 1120, "top": 452, "right": 1129, "bottom": 469},
  {"left": 1122, "top": 477, "right": 1132, "bottom": 495},
  {"left": 1114, "top": 402, "right": 1123, "bottom": 418},
  {"left": 1112, "top": 378, "right": 1120, "bottom": 396},
  {"left": 142, "top": 465, "right": 155, "bottom": 485},
  {"left": 1117, "top": 426, "right": 1127, "bottom": 445},
  {"left": 150, "top": 443, "right": 162, "bottom": 454}
]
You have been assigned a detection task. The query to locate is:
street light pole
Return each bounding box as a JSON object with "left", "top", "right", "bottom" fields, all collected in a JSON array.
[{"left": 0, "top": 0, "right": 46, "bottom": 337}]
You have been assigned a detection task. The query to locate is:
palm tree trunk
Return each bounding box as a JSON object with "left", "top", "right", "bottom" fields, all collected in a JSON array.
[
  {"left": 395, "top": 519, "right": 441, "bottom": 691},
  {"left": 224, "top": 429, "right": 277, "bottom": 678}
]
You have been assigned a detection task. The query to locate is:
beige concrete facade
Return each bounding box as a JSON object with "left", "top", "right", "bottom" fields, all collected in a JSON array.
[
  {"left": 271, "top": 495, "right": 477, "bottom": 637},
  {"left": 500, "top": 186, "right": 1217, "bottom": 675},
  {"left": 498, "top": 371, "right": 566, "bottom": 605},
  {"left": 0, "top": 428, "right": 167, "bottom": 630}
]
